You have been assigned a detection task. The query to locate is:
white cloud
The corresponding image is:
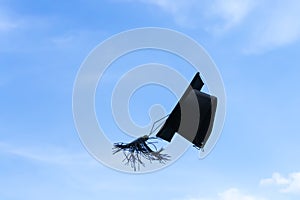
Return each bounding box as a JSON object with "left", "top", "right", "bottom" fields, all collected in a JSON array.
[
  {"left": 183, "top": 198, "right": 210, "bottom": 200},
  {"left": 209, "top": 0, "right": 257, "bottom": 33},
  {"left": 127, "top": 0, "right": 300, "bottom": 53},
  {"left": 0, "top": 10, "right": 18, "bottom": 32},
  {"left": 0, "top": 18, "right": 17, "bottom": 31},
  {"left": 0, "top": 141, "right": 96, "bottom": 167},
  {"left": 129, "top": 0, "right": 257, "bottom": 31},
  {"left": 132, "top": 0, "right": 199, "bottom": 27},
  {"left": 182, "top": 188, "right": 266, "bottom": 200},
  {"left": 139, "top": 0, "right": 189, "bottom": 14},
  {"left": 181, "top": 171, "right": 300, "bottom": 200},
  {"left": 218, "top": 188, "right": 266, "bottom": 200},
  {"left": 245, "top": 0, "right": 300, "bottom": 53},
  {"left": 260, "top": 172, "right": 300, "bottom": 194},
  {"left": 260, "top": 172, "right": 290, "bottom": 186}
]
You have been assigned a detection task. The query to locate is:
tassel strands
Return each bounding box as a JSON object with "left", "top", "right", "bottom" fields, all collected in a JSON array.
[{"left": 113, "top": 135, "right": 170, "bottom": 171}]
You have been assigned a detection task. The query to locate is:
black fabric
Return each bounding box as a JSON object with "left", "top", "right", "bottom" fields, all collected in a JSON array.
[{"left": 156, "top": 72, "right": 217, "bottom": 148}]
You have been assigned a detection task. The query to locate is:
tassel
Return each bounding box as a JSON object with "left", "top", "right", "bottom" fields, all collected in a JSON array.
[{"left": 113, "top": 135, "right": 170, "bottom": 171}]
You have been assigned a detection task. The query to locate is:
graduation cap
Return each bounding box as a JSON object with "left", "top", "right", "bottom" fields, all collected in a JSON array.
[
  {"left": 156, "top": 72, "right": 217, "bottom": 149},
  {"left": 113, "top": 72, "right": 217, "bottom": 170}
]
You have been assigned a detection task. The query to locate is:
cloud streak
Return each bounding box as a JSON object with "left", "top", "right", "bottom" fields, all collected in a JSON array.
[
  {"left": 260, "top": 172, "right": 300, "bottom": 194},
  {"left": 130, "top": 0, "right": 199, "bottom": 27},
  {"left": 182, "top": 171, "right": 300, "bottom": 200},
  {"left": 208, "top": 0, "right": 257, "bottom": 34},
  {"left": 245, "top": 0, "right": 300, "bottom": 53},
  {"left": 218, "top": 188, "right": 265, "bottom": 200},
  {"left": 128, "top": 0, "right": 300, "bottom": 53},
  {"left": 0, "top": 8, "right": 19, "bottom": 32},
  {"left": 0, "top": 141, "right": 96, "bottom": 167},
  {"left": 0, "top": 18, "right": 17, "bottom": 31},
  {"left": 182, "top": 188, "right": 266, "bottom": 200}
]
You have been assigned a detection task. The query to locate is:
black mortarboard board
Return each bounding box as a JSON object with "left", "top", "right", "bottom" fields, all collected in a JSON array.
[{"left": 156, "top": 72, "right": 217, "bottom": 148}]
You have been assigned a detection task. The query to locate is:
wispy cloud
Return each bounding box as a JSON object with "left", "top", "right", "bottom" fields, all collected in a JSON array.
[
  {"left": 125, "top": 0, "right": 300, "bottom": 53},
  {"left": 140, "top": 0, "right": 256, "bottom": 30},
  {"left": 0, "top": 141, "right": 150, "bottom": 200},
  {"left": 260, "top": 172, "right": 300, "bottom": 194},
  {"left": 0, "top": 18, "right": 18, "bottom": 31},
  {"left": 208, "top": 0, "right": 257, "bottom": 34},
  {"left": 182, "top": 171, "right": 300, "bottom": 200},
  {"left": 127, "top": 0, "right": 257, "bottom": 31},
  {"left": 182, "top": 188, "right": 266, "bottom": 200},
  {"left": 260, "top": 172, "right": 290, "bottom": 186},
  {"left": 218, "top": 188, "right": 266, "bottom": 200},
  {"left": 245, "top": 0, "right": 300, "bottom": 54},
  {"left": 0, "top": 8, "right": 19, "bottom": 32},
  {"left": 0, "top": 141, "right": 96, "bottom": 167},
  {"left": 50, "top": 29, "right": 106, "bottom": 51},
  {"left": 128, "top": 0, "right": 199, "bottom": 27}
]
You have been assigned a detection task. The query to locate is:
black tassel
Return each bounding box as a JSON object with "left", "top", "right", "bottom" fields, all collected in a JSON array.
[{"left": 113, "top": 135, "right": 170, "bottom": 171}]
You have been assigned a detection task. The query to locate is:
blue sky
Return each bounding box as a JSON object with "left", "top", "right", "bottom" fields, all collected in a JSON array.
[{"left": 1, "top": 0, "right": 300, "bottom": 199}]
